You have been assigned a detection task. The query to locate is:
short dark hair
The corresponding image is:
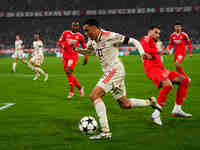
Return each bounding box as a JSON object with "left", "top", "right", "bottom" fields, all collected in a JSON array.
[
  {"left": 174, "top": 21, "right": 182, "bottom": 26},
  {"left": 83, "top": 19, "right": 99, "bottom": 27},
  {"left": 148, "top": 25, "right": 160, "bottom": 31}
]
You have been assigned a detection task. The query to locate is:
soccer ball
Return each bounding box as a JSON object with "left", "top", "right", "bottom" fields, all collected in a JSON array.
[{"left": 79, "top": 116, "right": 98, "bottom": 134}]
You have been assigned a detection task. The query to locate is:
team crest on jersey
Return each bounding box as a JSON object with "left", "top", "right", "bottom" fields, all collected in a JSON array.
[
  {"left": 67, "top": 35, "right": 70, "bottom": 37},
  {"left": 173, "top": 37, "right": 176, "bottom": 40},
  {"left": 75, "top": 36, "right": 79, "bottom": 39}
]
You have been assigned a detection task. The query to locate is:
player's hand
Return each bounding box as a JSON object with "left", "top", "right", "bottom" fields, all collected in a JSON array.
[
  {"left": 143, "top": 53, "right": 152, "bottom": 59},
  {"left": 83, "top": 58, "right": 88, "bottom": 66}
]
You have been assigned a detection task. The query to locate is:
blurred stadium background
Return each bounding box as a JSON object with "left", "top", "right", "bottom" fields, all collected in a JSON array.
[
  {"left": 0, "top": 1, "right": 200, "bottom": 150},
  {"left": 0, "top": 0, "right": 200, "bottom": 57}
]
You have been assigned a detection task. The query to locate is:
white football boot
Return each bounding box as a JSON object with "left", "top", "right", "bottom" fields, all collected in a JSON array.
[
  {"left": 67, "top": 92, "right": 74, "bottom": 99},
  {"left": 171, "top": 110, "right": 192, "bottom": 118},
  {"left": 89, "top": 130, "right": 112, "bottom": 140},
  {"left": 152, "top": 110, "right": 163, "bottom": 126}
]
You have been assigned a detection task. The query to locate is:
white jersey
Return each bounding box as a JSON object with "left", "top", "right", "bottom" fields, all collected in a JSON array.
[
  {"left": 87, "top": 29, "right": 125, "bottom": 74},
  {"left": 33, "top": 40, "right": 43, "bottom": 56},
  {"left": 15, "top": 40, "right": 23, "bottom": 51}
]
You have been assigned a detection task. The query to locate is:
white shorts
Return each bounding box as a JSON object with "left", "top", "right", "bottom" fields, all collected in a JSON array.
[
  {"left": 30, "top": 55, "right": 44, "bottom": 66},
  {"left": 97, "top": 69, "right": 126, "bottom": 100},
  {"left": 13, "top": 50, "right": 24, "bottom": 59}
]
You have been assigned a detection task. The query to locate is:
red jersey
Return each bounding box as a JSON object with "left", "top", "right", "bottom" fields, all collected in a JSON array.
[
  {"left": 57, "top": 30, "right": 87, "bottom": 59},
  {"left": 168, "top": 32, "right": 192, "bottom": 55},
  {"left": 140, "top": 36, "right": 163, "bottom": 71}
]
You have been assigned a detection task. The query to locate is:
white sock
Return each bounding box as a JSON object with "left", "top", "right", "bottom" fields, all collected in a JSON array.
[
  {"left": 152, "top": 109, "right": 160, "bottom": 118},
  {"left": 129, "top": 98, "right": 151, "bottom": 107},
  {"left": 172, "top": 103, "right": 182, "bottom": 113},
  {"left": 94, "top": 98, "right": 110, "bottom": 132},
  {"left": 34, "top": 67, "right": 46, "bottom": 76},
  {"left": 13, "top": 62, "right": 16, "bottom": 71},
  {"left": 28, "top": 63, "right": 46, "bottom": 76}
]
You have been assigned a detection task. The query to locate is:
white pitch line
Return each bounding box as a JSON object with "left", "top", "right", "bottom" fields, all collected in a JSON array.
[{"left": 0, "top": 103, "right": 15, "bottom": 111}]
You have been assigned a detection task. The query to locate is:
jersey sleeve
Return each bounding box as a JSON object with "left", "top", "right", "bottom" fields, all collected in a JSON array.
[
  {"left": 167, "top": 34, "right": 173, "bottom": 50},
  {"left": 183, "top": 33, "right": 192, "bottom": 54},
  {"left": 110, "top": 32, "right": 125, "bottom": 46}
]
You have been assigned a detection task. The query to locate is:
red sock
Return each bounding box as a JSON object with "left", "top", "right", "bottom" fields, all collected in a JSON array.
[
  {"left": 157, "top": 85, "right": 172, "bottom": 107},
  {"left": 176, "top": 77, "right": 190, "bottom": 105},
  {"left": 176, "top": 65, "right": 186, "bottom": 77},
  {"left": 71, "top": 74, "right": 82, "bottom": 90},
  {"left": 67, "top": 74, "right": 74, "bottom": 93}
]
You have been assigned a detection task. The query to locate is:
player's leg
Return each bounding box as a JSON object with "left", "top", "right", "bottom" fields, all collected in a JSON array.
[
  {"left": 169, "top": 72, "right": 191, "bottom": 118},
  {"left": 114, "top": 80, "right": 162, "bottom": 110},
  {"left": 27, "top": 56, "right": 48, "bottom": 81},
  {"left": 12, "top": 57, "right": 17, "bottom": 72},
  {"left": 89, "top": 86, "right": 111, "bottom": 140},
  {"left": 71, "top": 56, "right": 84, "bottom": 96},
  {"left": 117, "top": 96, "right": 161, "bottom": 110},
  {"left": 65, "top": 65, "right": 75, "bottom": 98},
  {"left": 70, "top": 56, "right": 84, "bottom": 96},
  {"left": 65, "top": 58, "right": 84, "bottom": 98},
  {"left": 174, "top": 54, "right": 186, "bottom": 76},
  {"left": 152, "top": 78, "right": 173, "bottom": 125}
]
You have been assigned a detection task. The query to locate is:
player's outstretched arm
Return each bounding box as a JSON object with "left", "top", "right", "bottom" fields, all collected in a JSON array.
[
  {"left": 126, "top": 38, "right": 145, "bottom": 56},
  {"left": 74, "top": 47, "right": 94, "bottom": 56}
]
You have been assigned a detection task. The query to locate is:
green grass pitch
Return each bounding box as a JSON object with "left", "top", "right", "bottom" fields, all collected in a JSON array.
[{"left": 0, "top": 55, "right": 199, "bottom": 150}]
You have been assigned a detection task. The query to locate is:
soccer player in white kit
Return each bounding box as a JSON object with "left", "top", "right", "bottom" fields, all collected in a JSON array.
[
  {"left": 11, "top": 35, "right": 26, "bottom": 72},
  {"left": 27, "top": 33, "right": 48, "bottom": 81},
  {"left": 70, "top": 19, "right": 162, "bottom": 140}
]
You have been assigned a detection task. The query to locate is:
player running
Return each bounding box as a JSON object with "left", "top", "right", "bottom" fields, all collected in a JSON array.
[
  {"left": 167, "top": 22, "right": 192, "bottom": 77},
  {"left": 57, "top": 21, "right": 88, "bottom": 99},
  {"left": 27, "top": 33, "right": 48, "bottom": 81},
  {"left": 11, "top": 35, "right": 27, "bottom": 72},
  {"left": 140, "top": 25, "right": 192, "bottom": 126},
  {"left": 70, "top": 19, "right": 162, "bottom": 140}
]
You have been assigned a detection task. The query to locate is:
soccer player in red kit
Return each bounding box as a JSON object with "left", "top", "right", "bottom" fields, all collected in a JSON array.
[
  {"left": 140, "top": 25, "right": 192, "bottom": 126},
  {"left": 168, "top": 22, "right": 192, "bottom": 77},
  {"left": 57, "top": 21, "right": 88, "bottom": 99}
]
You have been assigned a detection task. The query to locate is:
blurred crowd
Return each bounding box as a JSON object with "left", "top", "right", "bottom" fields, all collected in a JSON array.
[{"left": 0, "top": 0, "right": 199, "bottom": 49}]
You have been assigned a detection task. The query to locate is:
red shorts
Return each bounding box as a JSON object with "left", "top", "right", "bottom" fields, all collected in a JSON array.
[
  {"left": 62, "top": 55, "right": 78, "bottom": 71},
  {"left": 174, "top": 53, "right": 185, "bottom": 63},
  {"left": 145, "top": 68, "right": 179, "bottom": 88}
]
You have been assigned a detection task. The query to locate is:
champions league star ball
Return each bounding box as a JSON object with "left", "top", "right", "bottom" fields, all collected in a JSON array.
[{"left": 79, "top": 116, "right": 98, "bottom": 134}]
